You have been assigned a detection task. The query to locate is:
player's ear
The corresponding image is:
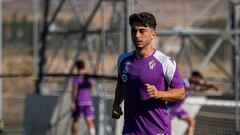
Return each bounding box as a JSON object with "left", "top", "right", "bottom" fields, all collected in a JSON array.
[{"left": 151, "top": 30, "right": 156, "bottom": 39}]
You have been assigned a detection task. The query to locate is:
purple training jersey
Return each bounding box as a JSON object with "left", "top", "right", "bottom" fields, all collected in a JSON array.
[
  {"left": 73, "top": 76, "right": 94, "bottom": 106},
  {"left": 118, "top": 50, "right": 184, "bottom": 135}
]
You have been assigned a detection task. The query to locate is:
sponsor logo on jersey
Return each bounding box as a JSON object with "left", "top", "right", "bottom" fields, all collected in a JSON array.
[
  {"left": 123, "top": 60, "right": 131, "bottom": 73},
  {"left": 149, "top": 60, "right": 156, "bottom": 69}
]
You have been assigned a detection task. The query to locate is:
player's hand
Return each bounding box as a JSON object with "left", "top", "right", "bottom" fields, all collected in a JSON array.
[
  {"left": 71, "top": 101, "right": 76, "bottom": 112},
  {"left": 209, "top": 85, "right": 218, "bottom": 91},
  {"left": 112, "top": 106, "right": 123, "bottom": 119},
  {"left": 145, "top": 84, "right": 160, "bottom": 99},
  {"left": 213, "top": 86, "right": 218, "bottom": 91}
]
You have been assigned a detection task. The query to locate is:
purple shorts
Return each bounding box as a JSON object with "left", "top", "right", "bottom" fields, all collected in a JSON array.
[
  {"left": 72, "top": 105, "right": 95, "bottom": 119},
  {"left": 169, "top": 106, "right": 188, "bottom": 120}
]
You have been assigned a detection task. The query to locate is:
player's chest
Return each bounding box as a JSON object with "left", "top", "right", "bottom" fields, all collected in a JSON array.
[{"left": 120, "top": 59, "right": 164, "bottom": 83}]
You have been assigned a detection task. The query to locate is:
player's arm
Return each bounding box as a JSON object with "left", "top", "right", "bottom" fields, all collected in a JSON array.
[
  {"left": 193, "top": 81, "right": 218, "bottom": 91},
  {"left": 151, "top": 58, "right": 185, "bottom": 102},
  {"left": 112, "top": 77, "right": 123, "bottom": 119},
  {"left": 204, "top": 84, "right": 218, "bottom": 90},
  {"left": 72, "top": 82, "right": 78, "bottom": 101},
  {"left": 198, "top": 83, "right": 218, "bottom": 91},
  {"left": 113, "top": 80, "right": 123, "bottom": 108},
  {"left": 145, "top": 84, "right": 185, "bottom": 102},
  {"left": 71, "top": 81, "right": 78, "bottom": 111},
  {"left": 89, "top": 77, "right": 95, "bottom": 94}
]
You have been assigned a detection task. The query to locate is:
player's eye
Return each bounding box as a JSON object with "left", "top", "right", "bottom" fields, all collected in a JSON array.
[
  {"left": 139, "top": 29, "right": 146, "bottom": 33},
  {"left": 131, "top": 29, "right": 137, "bottom": 33}
]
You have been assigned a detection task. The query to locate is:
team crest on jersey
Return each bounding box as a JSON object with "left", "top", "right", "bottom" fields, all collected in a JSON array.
[
  {"left": 121, "top": 74, "right": 128, "bottom": 82},
  {"left": 123, "top": 60, "right": 131, "bottom": 73},
  {"left": 149, "top": 60, "right": 156, "bottom": 69}
]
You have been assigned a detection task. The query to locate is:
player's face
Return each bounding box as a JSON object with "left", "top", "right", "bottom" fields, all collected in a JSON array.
[
  {"left": 131, "top": 22, "right": 156, "bottom": 49},
  {"left": 191, "top": 76, "right": 204, "bottom": 85},
  {"left": 78, "top": 68, "right": 87, "bottom": 74}
]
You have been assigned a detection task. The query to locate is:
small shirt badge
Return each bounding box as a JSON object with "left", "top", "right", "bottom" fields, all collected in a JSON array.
[
  {"left": 123, "top": 60, "right": 131, "bottom": 73},
  {"left": 149, "top": 60, "right": 156, "bottom": 70}
]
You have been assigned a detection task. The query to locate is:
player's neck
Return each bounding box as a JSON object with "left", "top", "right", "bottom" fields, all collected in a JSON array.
[{"left": 135, "top": 45, "right": 155, "bottom": 58}]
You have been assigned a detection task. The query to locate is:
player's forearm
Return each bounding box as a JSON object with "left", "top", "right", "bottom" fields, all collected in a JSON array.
[
  {"left": 71, "top": 88, "right": 77, "bottom": 101},
  {"left": 195, "top": 83, "right": 218, "bottom": 91},
  {"left": 113, "top": 82, "right": 123, "bottom": 108},
  {"left": 113, "top": 98, "right": 123, "bottom": 108},
  {"left": 157, "top": 88, "right": 185, "bottom": 102},
  {"left": 202, "top": 84, "right": 218, "bottom": 90}
]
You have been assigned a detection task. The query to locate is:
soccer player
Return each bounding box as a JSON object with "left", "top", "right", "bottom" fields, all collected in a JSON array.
[
  {"left": 71, "top": 60, "right": 96, "bottom": 135},
  {"left": 167, "top": 71, "right": 218, "bottom": 135},
  {"left": 112, "top": 12, "right": 185, "bottom": 135}
]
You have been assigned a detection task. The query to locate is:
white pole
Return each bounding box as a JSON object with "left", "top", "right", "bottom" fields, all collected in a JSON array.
[
  {"left": 99, "top": 1, "right": 105, "bottom": 135},
  {"left": 0, "top": 0, "right": 4, "bottom": 132},
  {"left": 234, "top": 4, "right": 240, "bottom": 135},
  {"left": 33, "top": 0, "right": 39, "bottom": 79}
]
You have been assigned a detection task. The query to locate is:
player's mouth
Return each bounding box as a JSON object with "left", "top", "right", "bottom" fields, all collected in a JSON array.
[{"left": 135, "top": 40, "right": 142, "bottom": 45}]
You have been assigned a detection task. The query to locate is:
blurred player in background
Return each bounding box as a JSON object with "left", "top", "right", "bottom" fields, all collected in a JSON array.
[
  {"left": 167, "top": 70, "right": 218, "bottom": 135},
  {"left": 71, "top": 60, "right": 96, "bottom": 135}
]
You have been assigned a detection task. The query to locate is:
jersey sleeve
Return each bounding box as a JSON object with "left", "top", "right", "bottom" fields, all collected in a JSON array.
[
  {"left": 117, "top": 54, "right": 123, "bottom": 73},
  {"left": 163, "top": 58, "right": 184, "bottom": 89},
  {"left": 73, "top": 77, "right": 79, "bottom": 88},
  {"left": 88, "top": 77, "right": 94, "bottom": 87},
  {"left": 117, "top": 56, "right": 123, "bottom": 84},
  {"left": 117, "top": 51, "right": 133, "bottom": 70}
]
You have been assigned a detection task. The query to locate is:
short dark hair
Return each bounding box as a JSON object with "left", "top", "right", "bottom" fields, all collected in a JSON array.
[
  {"left": 191, "top": 70, "right": 204, "bottom": 79},
  {"left": 75, "top": 60, "right": 85, "bottom": 70},
  {"left": 129, "top": 12, "right": 157, "bottom": 30}
]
